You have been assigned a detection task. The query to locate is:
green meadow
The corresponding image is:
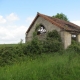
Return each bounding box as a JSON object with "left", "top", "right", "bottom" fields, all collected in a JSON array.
[{"left": 0, "top": 52, "right": 80, "bottom": 80}]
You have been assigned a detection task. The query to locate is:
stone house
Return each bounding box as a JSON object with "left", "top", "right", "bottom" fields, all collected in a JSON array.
[{"left": 25, "top": 12, "right": 80, "bottom": 49}]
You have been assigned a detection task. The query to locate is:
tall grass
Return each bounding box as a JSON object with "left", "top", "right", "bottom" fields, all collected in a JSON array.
[
  {"left": 0, "top": 31, "right": 80, "bottom": 80},
  {"left": 0, "top": 52, "right": 80, "bottom": 80}
]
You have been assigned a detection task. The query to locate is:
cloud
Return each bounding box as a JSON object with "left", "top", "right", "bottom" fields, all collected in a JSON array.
[
  {"left": 6, "top": 13, "right": 19, "bottom": 21},
  {"left": 0, "top": 15, "right": 6, "bottom": 24},
  {"left": 71, "top": 21, "right": 80, "bottom": 26},
  {"left": 0, "top": 25, "right": 27, "bottom": 44},
  {"left": 0, "top": 13, "right": 29, "bottom": 44}
]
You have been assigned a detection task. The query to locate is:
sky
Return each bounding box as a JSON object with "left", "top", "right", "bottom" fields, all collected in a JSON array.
[{"left": 0, "top": 0, "right": 80, "bottom": 44}]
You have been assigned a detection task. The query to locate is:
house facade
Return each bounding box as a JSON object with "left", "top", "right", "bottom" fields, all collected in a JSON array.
[{"left": 25, "top": 12, "right": 80, "bottom": 49}]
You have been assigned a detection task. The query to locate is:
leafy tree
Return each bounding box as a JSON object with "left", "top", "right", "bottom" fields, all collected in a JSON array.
[{"left": 53, "top": 13, "right": 69, "bottom": 21}]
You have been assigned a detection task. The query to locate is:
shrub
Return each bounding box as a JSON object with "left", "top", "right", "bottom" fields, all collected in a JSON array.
[
  {"left": 0, "top": 47, "right": 16, "bottom": 66},
  {"left": 47, "top": 30, "right": 61, "bottom": 41},
  {"left": 43, "top": 39, "right": 62, "bottom": 52},
  {"left": 67, "top": 40, "right": 80, "bottom": 54},
  {"left": 43, "top": 30, "right": 63, "bottom": 53},
  {"left": 26, "top": 38, "right": 43, "bottom": 55},
  {"left": 22, "top": 43, "right": 28, "bottom": 55},
  {"left": 14, "top": 45, "right": 24, "bottom": 57},
  {"left": 0, "top": 44, "right": 24, "bottom": 66}
]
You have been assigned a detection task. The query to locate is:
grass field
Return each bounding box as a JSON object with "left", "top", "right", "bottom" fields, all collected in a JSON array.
[
  {"left": 0, "top": 52, "right": 80, "bottom": 80},
  {"left": 0, "top": 31, "right": 80, "bottom": 80}
]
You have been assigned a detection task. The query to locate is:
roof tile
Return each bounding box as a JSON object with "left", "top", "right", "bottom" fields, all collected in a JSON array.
[{"left": 26, "top": 12, "right": 80, "bottom": 33}]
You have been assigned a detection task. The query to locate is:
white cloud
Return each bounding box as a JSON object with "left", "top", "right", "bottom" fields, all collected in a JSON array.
[
  {"left": 0, "top": 25, "right": 27, "bottom": 44},
  {"left": 0, "top": 13, "right": 29, "bottom": 44},
  {"left": 71, "top": 21, "right": 80, "bottom": 26},
  {"left": 0, "top": 15, "right": 6, "bottom": 24},
  {"left": 6, "top": 13, "right": 19, "bottom": 21}
]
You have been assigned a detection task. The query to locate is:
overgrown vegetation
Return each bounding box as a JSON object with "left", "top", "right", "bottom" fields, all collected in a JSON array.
[
  {"left": 67, "top": 40, "right": 80, "bottom": 55},
  {"left": 0, "top": 44, "right": 24, "bottom": 66},
  {"left": 25, "top": 38, "right": 43, "bottom": 55},
  {"left": 0, "top": 52, "right": 80, "bottom": 80},
  {"left": 0, "top": 30, "right": 62, "bottom": 66},
  {"left": 33, "top": 24, "right": 41, "bottom": 37},
  {"left": 0, "top": 30, "right": 80, "bottom": 66},
  {"left": 0, "top": 30, "right": 80, "bottom": 79},
  {"left": 43, "top": 30, "right": 62, "bottom": 53}
]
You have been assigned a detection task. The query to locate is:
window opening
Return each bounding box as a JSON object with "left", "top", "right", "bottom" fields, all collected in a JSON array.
[
  {"left": 37, "top": 25, "right": 46, "bottom": 35},
  {"left": 71, "top": 34, "right": 77, "bottom": 41}
]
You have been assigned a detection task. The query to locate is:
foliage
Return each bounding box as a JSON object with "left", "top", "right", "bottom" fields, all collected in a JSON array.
[
  {"left": 0, "top": 30, "right": 63, "bottom": 66},
  {"left": 53, "top": 13, "right": 69, "bottom": 21},
  {"left": 33, "top": 24, "right": 41, "bottom": 37},
  {"left": 32, "top": 30, "right": 63, "bottom": 53},
  {"left": 0, "top": 30, "right": 80, "bottom": 79},
  {"left": 67, "top": 40, "right": 80, "bottom": 55},
  {"left": 0, "top": 53, "right": 80, "bottom": 80},
  {"left": 25, "top": 37, "right": 43, "bottom": 55},
  {"left": 43, "top": 40, "right": 62, "bottom": 52},
  {"left": 46, "top": 30, "right": 61, "bottom": 41},
  {"left": 0, "top": 44, "right": 24, "bottom": 66},
  {"left": 35, "top": 24, "right": 41, "bottom": 31},
  {"left": 43, "top": 30, "right": 63, "bottom": 53},
  {"left": 33, "top": 31, "right": 37, "bottom": 37},
  {"left": 28, "top": 30, "right": 63, "bottom": 54}
]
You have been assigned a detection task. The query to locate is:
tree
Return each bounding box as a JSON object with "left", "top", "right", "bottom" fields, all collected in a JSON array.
[{"left": 52, "top": 13, "right": 69, "bottom": 21}]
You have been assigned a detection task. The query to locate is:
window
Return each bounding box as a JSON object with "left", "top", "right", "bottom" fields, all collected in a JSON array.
[
  {"left": 71, "top": 34, "right": 77, "bottom": 41},
  {"left": 72, "top": 34, "right": 76, "bottom": 37},
  {"left": 37, "top": 24, "right": 46, "bottom": 35}
]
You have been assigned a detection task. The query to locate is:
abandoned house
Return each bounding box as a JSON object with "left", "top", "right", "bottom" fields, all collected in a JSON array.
[{"left": 25, "top": 12, "right": 80, "bottom": 49}]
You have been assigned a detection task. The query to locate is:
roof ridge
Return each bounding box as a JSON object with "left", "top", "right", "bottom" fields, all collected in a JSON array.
[
  {"left": 38, "top": 13, "right": 64, "bottom": 29},
  {"left": 44, "top": 14, "right": 80, "bottom": 30},
  {"left": 26, "top": 12, "right": 80, "bottom": 33}
]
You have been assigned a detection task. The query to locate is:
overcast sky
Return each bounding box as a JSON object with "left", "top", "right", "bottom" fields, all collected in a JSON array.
[{"left": 0, "top": 0, "right": 80, "bottom": 44}]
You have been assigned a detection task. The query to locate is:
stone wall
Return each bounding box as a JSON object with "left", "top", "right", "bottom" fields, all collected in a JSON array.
[
  {"left": 77, "top": 34, "right": 80, "bottom": 42},
  {"left": 61, "top": 31, "right": 71, "bottom": 49},
  {"left": 26, "top": 16, "right": 61, "bottom": 41},
  {"left": 26, "top": 16, "right": 72, "bottom": 49}
]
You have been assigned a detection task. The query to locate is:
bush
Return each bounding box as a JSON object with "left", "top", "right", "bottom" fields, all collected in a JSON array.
[
  {"left": 22, "top": 43, "right": 28, "bottom": 55},
  {"left": 25, "top": 38, "right": 43, "bottom": 55},
  {"left": 43, "top": 30, "right": 63, "bottom": 53},
  {"left": 43, "top": 39, "right": 62, "bottom": 52},
  {"left": 0, "top": 46, "right": 15, "bottom": 66},
  {"left": 0, "top": 44, "right": 24, "bottom": 66},
  {"left": 14, "top": 45, "right": 24, "bottom": 57},
  {"left": 67, "top": 40, "right": 80, "bottom": 54},
  {"left": 1, "top": 50, "right": 14, "bottom": 65},
  {"left": 25, "top": 30, "right": 63, "bottom": 54},
  {"left": 47, "top": 30, "right": 61, "bottom": 41}
]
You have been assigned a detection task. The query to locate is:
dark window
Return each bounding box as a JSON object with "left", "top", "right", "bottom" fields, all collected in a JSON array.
[
  {"left": 37, "top": 25, "right": 46, "bottom": 35},
  {"left": 71, "top": 34, "right": 77, "bottom": 41}
]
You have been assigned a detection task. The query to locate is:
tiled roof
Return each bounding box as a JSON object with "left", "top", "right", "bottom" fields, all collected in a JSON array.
[{"left": 26, "top": 12, "right": 80, "bottom": 33}]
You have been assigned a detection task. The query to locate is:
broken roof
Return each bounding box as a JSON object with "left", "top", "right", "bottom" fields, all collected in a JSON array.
[{"left": 26, "top": 12, "right": 80, "bottom": 33}]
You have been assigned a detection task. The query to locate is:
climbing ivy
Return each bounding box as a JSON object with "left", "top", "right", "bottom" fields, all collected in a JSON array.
[
  {"left": 33, "top": 24, "right": 40, "bottom": 37},
  {"left": 35, "top": 24, "right": 41, "bottom": 31}
]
